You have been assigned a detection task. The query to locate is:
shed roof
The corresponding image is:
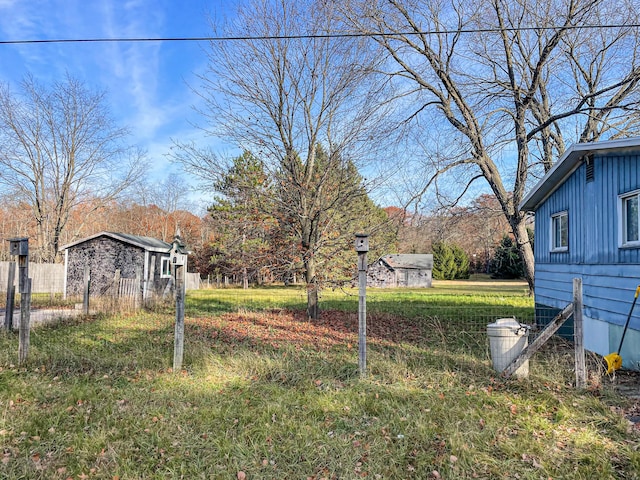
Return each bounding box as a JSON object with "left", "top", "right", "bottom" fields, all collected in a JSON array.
[
  {"left": 59, "top": 231, "right": 172, "bottom": 253},
  {"left": 380, "top": 254, "right": 434, "bottom": 270},
  {"left": 519, "top": 136, "right": 640, "bottom": 212}
]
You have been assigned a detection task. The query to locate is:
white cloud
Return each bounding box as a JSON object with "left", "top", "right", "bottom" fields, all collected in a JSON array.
[
  {"left": 0, "top": 0, "right": 17, "bottom": 9},
  {"left": 0, "top": 0, "right": 214, "bottom": 175}
]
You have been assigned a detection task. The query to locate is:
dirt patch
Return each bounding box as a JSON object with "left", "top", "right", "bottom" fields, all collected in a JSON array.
[
  {"left": 608, "top": 369, "right": 640, "bottom": 400},
  {"left": 602, "top": 370, "right": 640, "bottom": 431}
]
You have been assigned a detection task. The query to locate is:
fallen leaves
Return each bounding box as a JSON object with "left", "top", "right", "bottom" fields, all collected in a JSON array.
[{"left": 189, "top": 309, "right": 431, "bottom": 351}]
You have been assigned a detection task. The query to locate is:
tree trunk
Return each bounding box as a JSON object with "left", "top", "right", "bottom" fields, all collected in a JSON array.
[
  {"left": 36, "top": 220, "right": 52, "bottom": 263},
  {"left": 242, "top": 232, "right": 248, "bottom": 289},
  {"left": 305, "top": 254, "right": 319, "bottom": 320},
  {"left": 512, "top": 218, "right": 534, "bottom": 294},
  {"left": 307, "top": 283, "right": 319, "bottom": 320},
  {"left": 243, "top": 267, "right": 249, "bottom": 290}
]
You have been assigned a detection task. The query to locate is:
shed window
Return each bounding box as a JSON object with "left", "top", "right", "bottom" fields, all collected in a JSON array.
[
  {"left": 551, "top": 211, "right": 568, "bottom": 252},
  {"left": 620, "top": 190, "right": 640, "bottom": 247},
  {"left": 161, "top": 257, "right": 172, "bottom": 278}
]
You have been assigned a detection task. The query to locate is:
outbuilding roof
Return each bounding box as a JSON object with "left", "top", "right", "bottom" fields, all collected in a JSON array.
[
  {"left": 59, "top": 231, "right": 172, "bottom": 253},
  {"left": 519, "top": 136, "right": 640, "bottom": 212},
  {"left": 379, "top": 254, "right": 434, "bottom": 270}
]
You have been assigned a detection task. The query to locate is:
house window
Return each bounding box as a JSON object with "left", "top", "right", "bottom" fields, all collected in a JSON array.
[
  {"left": 620, "top": 190, "right": 640, "bottom": 246},
  {"left": 161, "top": 257, "right": 172, "bottom": 278},
  {"left": 551, "top": 211, "right": 568, "bottom": 251}
]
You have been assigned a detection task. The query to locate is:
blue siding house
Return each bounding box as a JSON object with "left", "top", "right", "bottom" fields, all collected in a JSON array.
[{"left": 520, "top": 137, "right": 640, "bottom": 370}]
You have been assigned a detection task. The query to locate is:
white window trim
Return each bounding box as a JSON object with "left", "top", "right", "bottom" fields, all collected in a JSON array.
[
  {"left": 550, "top": 210, "right": 569, "bottom": 252},
  {"left": 160, "top": 256, "right": 172, "bottom": 278},
  {"left": 619, "top": 189, "right": 640, "bottom": 248}
]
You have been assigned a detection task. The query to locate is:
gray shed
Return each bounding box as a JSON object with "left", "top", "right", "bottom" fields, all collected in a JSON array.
[
  {"left": 368, "top": 254, "right": 433, "bottom": 288},
  {"left": 60, "top": 232, "right": 178, "bottom": 300}
]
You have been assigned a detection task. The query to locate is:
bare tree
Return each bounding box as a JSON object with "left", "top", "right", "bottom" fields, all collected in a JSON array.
[
  {"left": 133, "top": 175, "right": 198, "bottom": 242},
  {"left": 0, "top": 194, "right": 34, "bottom": 261},
  {"left": 176, "top": 0, "right": 389, "bottom": 318},
  {"left": 342, "top": 0, "right": 640, "bottom": 291},
  {"left": 0, "top": 74, "right": 147, "bottom": 262}
]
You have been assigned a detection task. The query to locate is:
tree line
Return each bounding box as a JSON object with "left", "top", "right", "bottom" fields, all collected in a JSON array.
[{"left": 0, "top": 195, "right": 205, "bottom": 264}]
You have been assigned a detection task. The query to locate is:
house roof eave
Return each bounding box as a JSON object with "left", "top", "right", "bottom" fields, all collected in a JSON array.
[{"left": 519, "top": 136, "right": 640, "bottom": 212}]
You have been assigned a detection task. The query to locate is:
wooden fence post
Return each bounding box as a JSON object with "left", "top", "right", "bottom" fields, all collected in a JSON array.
[
  {"left": 147, "top": 255, "right": 156, "bottom": 305},
  {"left": 355, "top": 234, "right": 369, "bottom": 378},
  {"left": 17, "top": 242, "right": 30, "bottom": 364},
  {"left": 573, "top": 278, "right": 586, "bottom": 388},
  {"left": 18, "top": 279, "right": 31, "bottom": 364},
  {"left": 83, "top": 266, "right": 90, "bottom": 315},
  {"left": 170, "top": 230, "right": 189, "bottom": 373},
  {"left": 4, "top": 261, "right": 15, "bottom": 330},
  {"left": 113, "top": 269, "right": 121, "bottom": 294},
  {"left": 503, "top": 303, "right": 574, "bottom": 378},
  {"left": 135, "top": 267, "right": 142, "bottom": 309},
  {"left": 173, "top": 263, "right": 185, "bottom": 372}
]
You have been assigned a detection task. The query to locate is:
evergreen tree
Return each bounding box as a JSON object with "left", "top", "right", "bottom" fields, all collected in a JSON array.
[
  {"left": 432, "top": 241, "right": 456, "bottom": 280},
  {"left": 204, "top": 147, "right": 396, "bottom": 293},
  {"left": 489, "top": 235, "right": 524, "bottom": 279},
  {"left": 451, "top": 244, "right": 470, "bottom": 279},
  {"left": 433, "top": 241, "right": 470, "bottom": 280},
  {"left": 208, "top": 151, "right": 290, "bottom": 287},
  {"left": 274, "top": 144, "right": 395, "bottom": 291}
]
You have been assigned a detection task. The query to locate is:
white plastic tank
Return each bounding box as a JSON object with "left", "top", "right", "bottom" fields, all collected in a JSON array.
[{"left": 487, "top": 317, "right": 529, "bottom": 378}]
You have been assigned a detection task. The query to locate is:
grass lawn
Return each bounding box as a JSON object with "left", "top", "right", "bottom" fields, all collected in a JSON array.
[{"left": 1, "top": 280, "right": 639, "bottom": 479}]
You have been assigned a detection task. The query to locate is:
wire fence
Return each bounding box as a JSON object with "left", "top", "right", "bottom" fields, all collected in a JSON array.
[
  {"left": 0, "top": 281, "right": 610, "bottom": 395},
  {"left": 0, "top": 262, "right": 202, "bottom": 330}
]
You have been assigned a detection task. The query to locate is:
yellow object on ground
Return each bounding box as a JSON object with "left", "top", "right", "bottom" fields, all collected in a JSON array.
[
  {"left": 604, "top": 352, "right": 622, "bottom": 374},
  {"left": 605, "top": 285, "right": 640, "bottom": 374}
]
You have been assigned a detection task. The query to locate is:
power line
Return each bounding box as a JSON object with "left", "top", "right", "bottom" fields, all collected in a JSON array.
[{"left": 0, "top": 23, "right": 639, "bottom": 45}]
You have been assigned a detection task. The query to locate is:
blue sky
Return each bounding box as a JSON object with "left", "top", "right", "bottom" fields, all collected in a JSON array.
[{"left": 0, "top": 0, "right": 238, "bottom": 206}]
